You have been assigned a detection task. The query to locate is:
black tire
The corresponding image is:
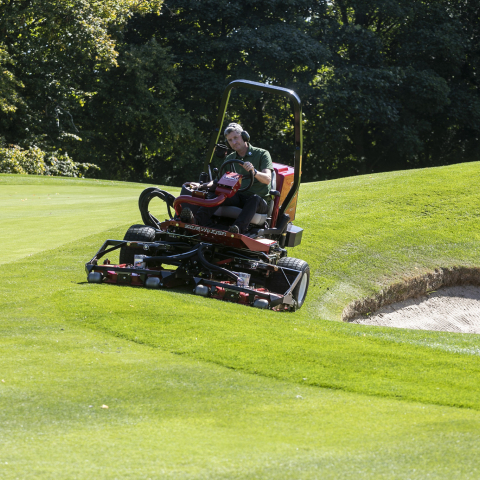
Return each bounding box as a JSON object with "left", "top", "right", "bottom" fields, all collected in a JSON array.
[
  {"left": 268, "top": 257, "right": 310, "bottom": 310},
  {"left": 119, "top": 224, "right": 155, "bottom": 265}
]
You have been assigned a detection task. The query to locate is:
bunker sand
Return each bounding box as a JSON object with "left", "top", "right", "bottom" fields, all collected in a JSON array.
[{"left": 350, "top": 285, "right": 480, "bottom": 334}]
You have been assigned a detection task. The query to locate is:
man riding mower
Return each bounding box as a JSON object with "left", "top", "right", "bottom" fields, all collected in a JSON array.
[
  {"left": 180, "top": 122, "right": 273, "bottom": 235},
  {"left": 85, "top": 80, "right": 310, "bottom": 311}
]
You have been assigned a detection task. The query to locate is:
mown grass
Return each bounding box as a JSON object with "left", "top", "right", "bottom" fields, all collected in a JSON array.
[
  {"left": 1, "top": 166, "right": 480, "bottom": 479},
  {"left": 0, "top": 174, "right": 176, "bottom": 264}
]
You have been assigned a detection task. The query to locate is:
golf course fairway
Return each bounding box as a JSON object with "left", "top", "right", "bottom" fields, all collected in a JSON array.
[{"left": 1, "top": 163, "right": 480, "bottom": 479}]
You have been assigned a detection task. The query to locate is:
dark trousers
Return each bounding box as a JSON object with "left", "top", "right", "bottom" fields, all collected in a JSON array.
[{"left": 195, "top": 192, "right": 268, "bottom": 233}]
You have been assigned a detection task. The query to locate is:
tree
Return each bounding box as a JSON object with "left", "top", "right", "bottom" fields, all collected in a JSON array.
[
  {"left": 1, "top": 0, "right": 478, "bottom": 184},
  {"left": 121, "top": 0, "right": 480, "bottom": 183},
  {"left": 123, "top": 0, "right": 329, "bottom": 180},
  {"left": 73, "top": 38, "right": 198, "bottom": 184},
  {"left": 0, "top": 43, "right": 23, "bottom": 116},
  {"left": 304, "top": 0, "right": 480, "bottom": 180},
  {"left": 0, "top": 0, "right": 163, "bottom": 156}
]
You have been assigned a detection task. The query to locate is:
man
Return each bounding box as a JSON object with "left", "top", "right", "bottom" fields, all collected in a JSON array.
[{"left": 182, "top": 123, "right": 273, "bottom": 234}]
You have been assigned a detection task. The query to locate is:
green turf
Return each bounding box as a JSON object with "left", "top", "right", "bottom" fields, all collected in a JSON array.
[
  {"left": 1, "top": 166, "right": 480, "bottom": 478},
  {"left": 0, "top": 174, "right": 176, "bottom": 264}
]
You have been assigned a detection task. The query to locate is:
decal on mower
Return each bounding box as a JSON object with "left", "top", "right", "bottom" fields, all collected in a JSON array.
[{"left": 185, "top": 224, "right": 227, "bottom": 237}]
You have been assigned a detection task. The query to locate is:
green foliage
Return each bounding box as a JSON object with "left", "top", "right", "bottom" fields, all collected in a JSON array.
[
  {"left": 44, "top": 152, "right": 100, "bottom": 177},
  {"left": 0, "top": 145, "right": 99, "bottom": 177},
  {"left": 73, "top": 38, "right": 199, "bottom": 184},
  {"left": 0, "top": 145, "right": 46, "bottom": 174},
  {"left": 0, "top": 0, "right": 479, "bottom": 184},
  {"left": 0, "top": 43, "right": 23, "bottom": 114},
  {"left": 304, "top": 0, "right": 480, "bottom": 180},
  {"left": 0, "top": 0, "right": 164, "bottom": 175},
  {"left": 117, "top": 0, "right": 480, "bottom": 183},
  {"left": 124, "top": 0, "right": 329, "bottom": 178}
]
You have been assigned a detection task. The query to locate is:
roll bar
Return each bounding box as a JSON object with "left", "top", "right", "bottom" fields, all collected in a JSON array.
[{"left": 204, "top": 79, "right": 303, "bottom": 219}]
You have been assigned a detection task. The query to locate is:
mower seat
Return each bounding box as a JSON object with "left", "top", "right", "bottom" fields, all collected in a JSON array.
[
  {"left": 213, "top": 169, "right": 277, "bottom": 226},
  {"left": 213, "top": 206, "right": 267, "bottom": 226}
]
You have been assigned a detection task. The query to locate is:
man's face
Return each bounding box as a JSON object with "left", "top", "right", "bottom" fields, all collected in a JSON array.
[{"left": 226, "top": 131, "right": 246, "bottom": 152}]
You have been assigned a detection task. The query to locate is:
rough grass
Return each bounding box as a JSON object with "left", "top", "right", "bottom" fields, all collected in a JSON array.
[
  {"left": 1, "top": 166, "right": 480, "bottom": 479},
  {"left": 298, "top": 166, "right": 480, "bottom": 321}
]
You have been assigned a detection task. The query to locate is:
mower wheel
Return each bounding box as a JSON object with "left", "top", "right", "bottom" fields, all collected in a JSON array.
[
  {"left": 194, "top": 285, "right": 209, "bottom": 296},
  {"left": 145, "top": 277, "right": 161, "bottom": 289},
  {"left": 277, "top": 257, "right": 310, "bottom": 311},
  {"left": 253, "top": 298, "right": 269, "bottom": 309},
  {"left": 87, "top": 272, "right": 103, "bottom": 284},
  {"left": 119, "top": 224, "right": 156, "bottom": 265}
]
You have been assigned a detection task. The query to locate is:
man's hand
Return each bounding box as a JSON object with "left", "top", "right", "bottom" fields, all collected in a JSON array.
[
  {"left": 243, "top": 161, "right": 255, "bottom": 173},
  {"left": 190, "top": 181, "right": 215, "bottom": 191},
  {"left": 243, "top": 162, "right": 271, "bottom": 185}
]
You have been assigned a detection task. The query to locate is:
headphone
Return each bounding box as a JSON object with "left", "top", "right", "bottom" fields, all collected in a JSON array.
[
  {"left": 241, "top": 130, "right": 250, "bottom": 142},
  {"left": 225, "top": 123, "right": 250, "bottom": 142}
]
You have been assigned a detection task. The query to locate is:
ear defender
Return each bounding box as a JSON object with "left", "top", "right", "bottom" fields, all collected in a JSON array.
[{"left": 241, "top": 130, "right": 250, "bottom": 142}]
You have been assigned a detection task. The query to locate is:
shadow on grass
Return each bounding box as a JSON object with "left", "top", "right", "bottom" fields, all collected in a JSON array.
[{"left": 78, "top": 280, "right": 195, "bottom": 296}]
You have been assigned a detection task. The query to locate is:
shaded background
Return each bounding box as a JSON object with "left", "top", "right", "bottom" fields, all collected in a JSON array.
[{"left": 1, "top": 0, "right": 479, "bottom": 185}]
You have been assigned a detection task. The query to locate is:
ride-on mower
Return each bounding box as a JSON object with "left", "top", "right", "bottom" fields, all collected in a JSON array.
[{"left": 85, "top": 80, "right": 310, "bottom": 311}]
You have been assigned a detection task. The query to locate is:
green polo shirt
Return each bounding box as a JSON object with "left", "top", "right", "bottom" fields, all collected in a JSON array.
[{"left": 225, "top": 144, "right": 273, "bottom": 200}]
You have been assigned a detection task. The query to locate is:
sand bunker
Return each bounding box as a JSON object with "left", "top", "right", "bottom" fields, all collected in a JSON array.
[
  {"left": 349, "top": 286, "right": 480, "bottom": 333},
  {"left": 342, "top": 267, "right": 480, "bottom": 334}
]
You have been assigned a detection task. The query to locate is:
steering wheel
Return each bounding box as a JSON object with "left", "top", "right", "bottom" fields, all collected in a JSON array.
[
  {"left": 218, "top": 159, "right": 255, "bottom": 193},
  {"left": 181, "top": 181, "right": 203, "bottom": 195}
]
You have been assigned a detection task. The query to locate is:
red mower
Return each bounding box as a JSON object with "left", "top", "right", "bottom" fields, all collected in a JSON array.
[{"left": 85, "top": 80, "right": 309, "bottom": 311}]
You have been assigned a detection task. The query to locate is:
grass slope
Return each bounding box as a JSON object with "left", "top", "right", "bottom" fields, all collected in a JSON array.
[{"left": 1, "top": 167, "right": 480, "bottom": 478}]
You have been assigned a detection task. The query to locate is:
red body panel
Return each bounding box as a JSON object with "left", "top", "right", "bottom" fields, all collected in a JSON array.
[
  {"left": 173, "top": 172, "right": 242, "bottom": 215},
  {"left": 215, "top": 172, "right": 242, "bottom": 197},
  {"left": 173, "top": 193, "right": 226, "bottom": 215},
  {"left": 272, "top": 162, "right": 297, "bottom": 222}
]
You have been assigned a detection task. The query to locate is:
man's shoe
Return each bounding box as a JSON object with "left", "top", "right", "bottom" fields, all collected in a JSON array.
[
  {"left": 228, "top": 224, "right": 240, "bottom": 234},
  {"left": 180, "top": 207, "right": 196, "bottom": 224}
]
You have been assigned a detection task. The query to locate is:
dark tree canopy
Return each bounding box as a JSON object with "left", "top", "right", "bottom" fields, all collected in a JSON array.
[{"left": 1, "top": 0, "right": 479, "bottom": 184}]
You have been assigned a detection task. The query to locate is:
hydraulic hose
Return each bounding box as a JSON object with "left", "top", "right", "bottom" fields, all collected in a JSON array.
[
  {"left": 141, "top": 243, "right": 239, "bottom": 283},
  {"left": 173, "top": 193, "right": 226, "bottom": 216},
  {"left": 139, "top": 187, "right": 176, "bottom": 228},
  {"left": 144, "top": 245, "right": 200, "bottom": 265},
  {"left": 197, "top": 244, "right": 239, "bottom": 282}
]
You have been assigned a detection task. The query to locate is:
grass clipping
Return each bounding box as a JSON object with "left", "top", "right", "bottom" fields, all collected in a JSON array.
[{"left": 342, "top": 266, "right": 480, "bottom": 323}]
